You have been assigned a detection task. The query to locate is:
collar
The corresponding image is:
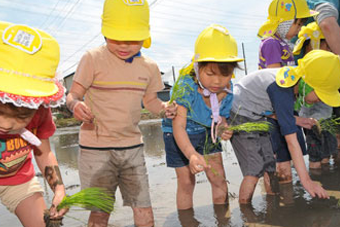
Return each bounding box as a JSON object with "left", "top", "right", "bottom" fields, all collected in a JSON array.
[{"left": 125, "top": 51, "right": 141, "bottom": 63}]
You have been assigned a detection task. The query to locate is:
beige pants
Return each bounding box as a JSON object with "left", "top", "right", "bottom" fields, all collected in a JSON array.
[
  {"left": 78, "top": 146, "right": 152, "bottom": 208},
  {"left": 0, "top": 177, "right": 43, "bottom": 213}
]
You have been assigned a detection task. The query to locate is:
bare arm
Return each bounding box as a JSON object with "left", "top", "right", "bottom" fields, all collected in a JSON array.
[
  {"left": 284, "top": 133, "right": 328, "bottom": 199},
  {"left": 143, "top": 92, "right": 177, "bottom": 118},
  {"left": 319, "top": 16, "right": 340, "bottom": 55},
  {"left": 173, "top": 105, "right": 209, "bottom": 174},
  {"left": 34, "top": 139, "right": 67, "bottom": 218},
  {"left": 267, "top": 63, "right": 282, "bottom": 68},
  {"left": 66, "top": 81, "right": 94, "bottom": 122}
]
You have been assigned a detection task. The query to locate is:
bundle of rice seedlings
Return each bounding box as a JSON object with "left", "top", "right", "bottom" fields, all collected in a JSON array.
[
  {"left": 44, "top": 187, "right": 114, "bottom": 227},
  {"left": 217, "top": 121, "right": 272, "bottom": 136},
  {"left": 316, "top": 117, "right": 340, "bottom": 135}
]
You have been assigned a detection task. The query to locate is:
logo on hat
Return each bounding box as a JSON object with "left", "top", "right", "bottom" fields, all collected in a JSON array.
[
  {"left": 2, "top": 24, "right": 42, "bottom": 54},
  {"left": 122, "top": 0, "right": 144, "bottom": 6}
]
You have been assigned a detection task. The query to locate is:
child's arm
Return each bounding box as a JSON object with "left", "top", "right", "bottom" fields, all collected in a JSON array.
[
  {"left": 66, "top": 81, "right": 95, "bottom": 123},
  {"left": 219, "top": 117, "right": 233, "bottom": 141},
  {"left": 295, "top": 116, "right": 316, "bottom": 129},
  {"left": 143, "top": 92, "right": 177, "bottom": 119},
  {"left": 284, "top": 133, "right": 329, "bottom": 199},
  {"left": 173, "top": 105, "right": 210, "bottom": 174},
  {"left": 34, "top": 139, "right": 68, "bottom": 218}
]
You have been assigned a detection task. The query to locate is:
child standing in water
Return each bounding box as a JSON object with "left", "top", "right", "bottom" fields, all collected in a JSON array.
[
  {"left": 258, "top": 0, "right": 318, "bottom": 69},
  {"left": 162, "top": 24, "right": 243, "bottom": 212},
  {"left": 66, "top": 0, "right": 176, "bottom": 226},
  {"left": 0, "top": 21, "right": 67, "bottom": 226},
  {"left": 293, "top": 22, "right": 337, "bottom": 169}
]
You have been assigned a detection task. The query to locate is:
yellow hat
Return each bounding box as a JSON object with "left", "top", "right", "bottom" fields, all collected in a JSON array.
[
  {"left": 102, "top": 0, "right": 151, "bottom": 48},
  {"left": 0, "top": 21, "right": 65, "bottom": 109},
  {"left": 293, "top": 22, "right": 325, "bottom": 55},
  {"left": 276, "top": 50, "right": 340, "bottom": 107},
  {"left": 194, "top": 24, "right": 244, "bottom": 63},
  {"left": 258, "top": 0, "right": 319, "bottom": 39}
]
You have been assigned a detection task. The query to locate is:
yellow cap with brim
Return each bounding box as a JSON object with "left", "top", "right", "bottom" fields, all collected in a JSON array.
[
  {"left": 276, "top": 50, "right": 340, "bottom": 107},
  {"left": 102, "top": 0, "right": 151, "bottom": 48},
  {"left": 258, "top": 0, "right": 319, "bottom": 39},
  {"left": 293, "top": 22, "right": 324, "bottom": 55},
  {"left": 194, "top": 24, "right": 244, "bottom": 63}
]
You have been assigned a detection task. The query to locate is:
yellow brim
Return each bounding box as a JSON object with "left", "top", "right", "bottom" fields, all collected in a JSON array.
[
  {"left": 0, "top": 73, "right": 58, "bottom": 97},
  {"left": 196, "top": 57, "right": 244, "bottom": 62},
  {"left": 315, "top": 89, "right": 340, "bottom": 107},
  {"left": 293, "top": 37, "right": 306, "bottom": 55},
  {"left": 276, "top": 66, "right": 301, "bottom": 88}
]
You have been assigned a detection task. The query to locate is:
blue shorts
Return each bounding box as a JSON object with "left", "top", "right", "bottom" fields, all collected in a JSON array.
[
  {"left": 267, "top": 118, "right": 307, "bottom": 162},
  {"left": 163, "top": 131, "right": 222, "bottom": 168}
]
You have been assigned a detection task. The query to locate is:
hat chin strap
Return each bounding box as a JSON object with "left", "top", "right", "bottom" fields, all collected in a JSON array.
[
  {"left": 19, "top": 128, "right": 42, "bottom": 147},
  {"left": 194, "top": 62, "right": 225, "bottom": 143}
]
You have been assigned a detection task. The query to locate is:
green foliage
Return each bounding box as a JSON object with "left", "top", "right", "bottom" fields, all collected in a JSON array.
[
  {"left": 57, "top": 187, "right": 114, "bottom": 213},
  {"left": 168, "top": 75, "right": 194, "bottom": 113},
  {"left": 217, "top": 121, "right": 272, "bottom": 135},
  {"left": 316, "top": 117, "right": 340, "bottom": 135}
]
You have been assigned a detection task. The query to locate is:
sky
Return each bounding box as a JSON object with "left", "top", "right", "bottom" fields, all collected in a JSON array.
[{"left": 0, "top": 0, "right": 272, "bottom": 83}]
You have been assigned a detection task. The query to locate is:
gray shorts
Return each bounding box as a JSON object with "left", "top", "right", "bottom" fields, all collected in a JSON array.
[
  {"left": 229, "top": 113, "right": 276, "bottom": 177},
  {"left": 78, "top": 145, "right": 151, "bottom": 208}
]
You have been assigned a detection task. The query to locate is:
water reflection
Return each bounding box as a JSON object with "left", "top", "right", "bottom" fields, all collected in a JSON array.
[{"left": 3, "top": 122, "right": 340, "bottom": 226}]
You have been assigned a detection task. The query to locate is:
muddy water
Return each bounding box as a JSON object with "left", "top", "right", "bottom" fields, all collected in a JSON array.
[{"left": 1, "top": 120, "right": 340, "bottom": 227}]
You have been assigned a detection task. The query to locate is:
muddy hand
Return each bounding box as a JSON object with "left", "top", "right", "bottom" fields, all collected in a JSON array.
[
  {"left": 73, "top": 101, "right": 95, "bottom": 123},
  {"left": 164, "top": 101, "right": 177, "bottom": 119},
  {"left": 189, "top": 153, "right": 210, "bottom": 174}
]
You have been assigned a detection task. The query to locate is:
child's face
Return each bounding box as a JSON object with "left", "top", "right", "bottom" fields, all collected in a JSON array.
[
  {"left": 106, "top": 38, "right": 144, "bottom": 60},
  {"left": 286, "top": 19, "right": 304, "bottom": 40},
  {"left": 305, "top": 91, "right": 321, "bottom": 105},
  {"left": 199, "top": 63, "right": 232, "bottom": 93},
  {"left": 0, "top": 103, "right": 36, "bottom": 135}
]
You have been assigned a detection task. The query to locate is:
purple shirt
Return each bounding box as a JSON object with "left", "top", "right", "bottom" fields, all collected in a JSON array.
[{"left": 258, "top": 34, "right": 295, "bottom": 69}]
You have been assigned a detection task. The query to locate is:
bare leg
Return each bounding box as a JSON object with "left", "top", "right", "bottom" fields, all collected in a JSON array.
[
  {"left": 239, "top": 176, "right": 259, "bottom": 204},
  {"left": 205, "top": 153, "right": 228, "bottom": 204},
  {"left": 177, "top": 208, "right": 200, "bottom": 227},
  {"left": 175, "top": 166, "right": 196, "bottom": 210},
  {"left": 309, "top": 161, "right": 322, "bottom": 169},
  {"left": 132, "top": 207, "right": 154, "bottom": 227},
  {"left": 88, "top": 211, "right": 110, "bottom": 227},
  {"left": 15, "top": 192, "right": 46, "bottom": 227},
  {"left": 276, "top": 161, "right": 292, "bottom": 183}
]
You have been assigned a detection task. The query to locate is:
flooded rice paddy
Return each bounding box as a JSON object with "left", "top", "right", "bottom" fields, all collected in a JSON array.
[{"left": 1, "top": 120, "right": 340, "bottom": 227}]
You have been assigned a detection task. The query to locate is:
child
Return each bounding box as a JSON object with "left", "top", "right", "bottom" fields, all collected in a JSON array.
[
  {"left": 162, "top": 24, "right": 243, "bottom": 212},
  {"left": 258, "top": 0, "right": 318, "bottom": 69},
  {"left": 66, "top": 0, "right": 176, "bottom": 226},
  {"left": 293, "top": 22, "right": 337, "bottom": 169},
  {"left": 230, "top": 49, "right": 339, "bottom": 203},
  {"left": 0, "top": 21, "right": 67, "bottom": 226}
]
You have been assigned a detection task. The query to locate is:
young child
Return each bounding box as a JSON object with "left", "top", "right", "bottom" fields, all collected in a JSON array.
[
  {"left": 258, "top": 0, "right": 318, "bottom": 69},
  {"left": 66, "top": 0, "right": 176, "bottom": 226},
  {"left": 293, "top": 22, "right": 337, "bottom": 169},
  {"left": 0, "top": 21, "right": 67, "bottom": 226},
  {"left": 162, "top": 24, "right": 243, "bottom": 212},
  {"left": 230, "top": 49, "right": 339, "bottom": 203}
]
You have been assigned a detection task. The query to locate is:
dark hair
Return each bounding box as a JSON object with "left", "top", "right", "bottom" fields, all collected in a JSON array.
[
  {"left": 294, "top": 18, "right": 308, "bottom": 24},
  {"left": 0, "top": 102, "right": 36, "bottom": 117},
  {"left": 189, "top": 61, "right": 241, "bottom": 82}
]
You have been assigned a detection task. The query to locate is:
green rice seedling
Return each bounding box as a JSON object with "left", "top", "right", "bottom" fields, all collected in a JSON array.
[
  {"left": 57, "top": 187, "right": 114, "bottom": 212},
  {"left": 316, "top": 117, "right": 340, "bottom": 135},
  {"left": 44, "top": 187, "right": 114, "bottom": 227},
  {"left": 217, "top": 121, "right": 272, "bottom": 136},
  {"left": 168, "top": 75, "right": 194, "bottom": 113}
]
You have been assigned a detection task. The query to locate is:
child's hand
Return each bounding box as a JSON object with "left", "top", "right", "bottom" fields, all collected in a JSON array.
[
  {"left": 73, "top": 101, "right": 95, "bottom": 123},
  {"left": 296, "top": 117, "right": 317, "bottom": 129},
  {"left": 301, "top": 179, "right": 329, "bottom": 199},
  {"left": 189, "top": 153, "right": 210, "bottom": 174},
  {"left": 49, "top": 185, "right": 68, "bottom": 219},
  {"left": 219, "top": 122, "right": 233, "bottom": 141},
  {"left": 163, "top": 101, "right": 177, "bottom": 119}
]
